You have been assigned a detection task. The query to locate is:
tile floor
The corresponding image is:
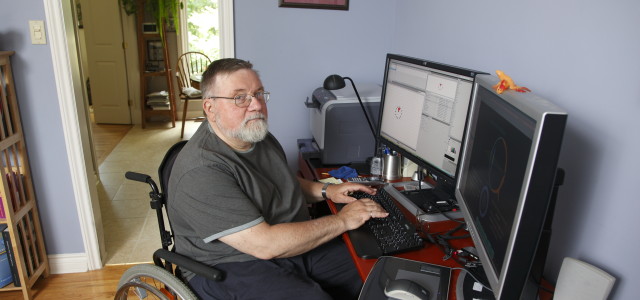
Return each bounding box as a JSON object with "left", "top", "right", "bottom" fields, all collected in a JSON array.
[{"left": 97, "top": 121, "right": 201, "bottom": 265}]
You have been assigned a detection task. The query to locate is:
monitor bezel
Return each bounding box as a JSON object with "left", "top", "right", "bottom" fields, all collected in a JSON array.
[
  {"left": 455, "top": 74, "right": 567, "bottom": 299},
  {"left": 376, "top": 53, "right": 484, "bottom": 193}
]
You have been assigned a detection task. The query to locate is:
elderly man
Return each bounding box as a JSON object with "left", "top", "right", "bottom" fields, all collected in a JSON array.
[{"left": 168, "top": 58, "right": 387, "bottom": 299}]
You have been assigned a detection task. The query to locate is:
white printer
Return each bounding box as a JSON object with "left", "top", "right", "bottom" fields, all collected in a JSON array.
[{"left": 305, "top": 83, "right": 382, "bottom": 165}]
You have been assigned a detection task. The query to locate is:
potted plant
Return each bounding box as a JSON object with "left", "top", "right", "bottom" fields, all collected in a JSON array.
[{"left": 120, "top": 0, "right": 182, "bottom": 35}]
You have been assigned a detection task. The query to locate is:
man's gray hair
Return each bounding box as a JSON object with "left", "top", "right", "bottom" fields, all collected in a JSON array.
[{"left": 200, "top": 58, "right": 254, "bottom": 98}]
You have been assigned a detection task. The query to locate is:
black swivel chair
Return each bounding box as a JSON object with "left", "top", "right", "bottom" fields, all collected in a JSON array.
[{"left": 115, "top": 141, "right": 223, "bottom": 300}]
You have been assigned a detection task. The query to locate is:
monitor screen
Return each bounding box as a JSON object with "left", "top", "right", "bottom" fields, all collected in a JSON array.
[
  {"left": 455, "top": 74, "right": 567, "bottom": 299},
  {"left": 378, "top": 54, "right": 483, "bottom": 192}
]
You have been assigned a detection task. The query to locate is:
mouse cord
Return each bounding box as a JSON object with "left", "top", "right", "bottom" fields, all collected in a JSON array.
[{"left": 425, "top": 223, "right": 469, "bottom": 260}]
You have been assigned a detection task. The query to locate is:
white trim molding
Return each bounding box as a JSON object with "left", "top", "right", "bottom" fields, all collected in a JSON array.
[
  {"left": 219, "top": 0, "right": 235, "bottom": 58},
  {"left": 43, "top": 0, "right": 102, "bottom": 270},
  {"left": 48, "top": 253, "right": 90, "bottom": 274}
]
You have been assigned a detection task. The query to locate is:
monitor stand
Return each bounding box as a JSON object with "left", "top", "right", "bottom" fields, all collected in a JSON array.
[{"left": 455, "top": 267, "right": 495, "bottom": 300}]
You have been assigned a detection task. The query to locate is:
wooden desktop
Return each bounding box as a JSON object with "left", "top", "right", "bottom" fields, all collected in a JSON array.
[{"left": 297, "top": 153, "right": 554, "bottom": 300}]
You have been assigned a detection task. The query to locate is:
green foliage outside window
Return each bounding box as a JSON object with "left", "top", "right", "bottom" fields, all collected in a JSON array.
[
  {"left": 120, "top": 0, "right": 221, "bottom": 60},
  {"left": 120, "top": 0, "right": 182, "bottom": 38},
  {"left": 186, "top": 0, "right": 220, "bottom": 60}
]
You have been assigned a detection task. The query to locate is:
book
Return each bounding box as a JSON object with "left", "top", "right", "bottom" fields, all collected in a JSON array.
[
  {"left": 1, "top": 225, "right": 20, "bottom": 287},
  {"left": 0, "top": 196, "right": 5, "bottom": 219},
  {"left": 0, "top": 224, "right": 13, "bottom": 288},
  {"left": 5, "top": 172, "right": 27, "bottom": 211}
]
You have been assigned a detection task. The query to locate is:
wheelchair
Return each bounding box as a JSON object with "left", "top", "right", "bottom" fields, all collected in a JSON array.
[{"left": 114, "top": 140, "right": 223, "bottom": 300}]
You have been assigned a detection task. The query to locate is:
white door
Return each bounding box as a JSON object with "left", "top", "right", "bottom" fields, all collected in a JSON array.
[{"left": 82, "top": 0, "right": 131, "bottom": 124}]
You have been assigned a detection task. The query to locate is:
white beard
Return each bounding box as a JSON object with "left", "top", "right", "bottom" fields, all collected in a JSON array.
[{"left": 217, "top": 112, "right": 269, "bottom": 143}]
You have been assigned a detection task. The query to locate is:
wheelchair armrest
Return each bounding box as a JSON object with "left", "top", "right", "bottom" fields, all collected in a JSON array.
[{"left": 154, "top": 248, "right": 225, "bottom": 282}]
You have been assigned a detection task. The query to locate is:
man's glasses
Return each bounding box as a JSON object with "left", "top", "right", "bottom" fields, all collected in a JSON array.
[{"left": 207, "top": 91, "right": 270, "bottom": 108}]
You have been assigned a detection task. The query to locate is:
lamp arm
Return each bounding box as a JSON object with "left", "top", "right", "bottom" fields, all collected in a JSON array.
[{"left": 344, "top": 77, "right": 377, "bottom": 140}]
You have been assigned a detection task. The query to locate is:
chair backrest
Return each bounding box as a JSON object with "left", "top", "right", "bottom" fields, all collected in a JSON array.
[
  {"left": 554, "top": 257, "right": 616, "bottom": 300},
  {"left": 176, "top": 52, "right": 211, "bottom": 94},
  {"left": 158, "top": 140, "right": 188, "bottom": 206},
  {"left": 153, "top": 140, "right": 227, "bottom": 282}
]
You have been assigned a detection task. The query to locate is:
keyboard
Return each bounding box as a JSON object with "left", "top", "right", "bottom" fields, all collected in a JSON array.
[
  {"left": 346, "top": 177, "right": 385, "bottom": 186},
  {"left": 340, "top": 188, "right": 424, "bottom": 258}
]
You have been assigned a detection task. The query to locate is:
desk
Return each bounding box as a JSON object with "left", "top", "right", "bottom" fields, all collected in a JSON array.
[
  {"left": 298, "top": 154, "right": 472, "bottom": 298},
  {"left": 297, "top": 154, "right": 554, "bottom": 300}
]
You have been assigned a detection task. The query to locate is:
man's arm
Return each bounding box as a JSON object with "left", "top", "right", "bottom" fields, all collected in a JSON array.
[
  {"left": 297, "top": 177, "right": 378, "bottom": 204},
  {"left": 219, "top": 198, "right": 388, "bottom": 259}
]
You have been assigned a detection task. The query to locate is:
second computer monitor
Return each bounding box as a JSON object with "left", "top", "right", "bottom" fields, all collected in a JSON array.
[{"left": 378, "top": 54, "right": 483, "bottom": 191}]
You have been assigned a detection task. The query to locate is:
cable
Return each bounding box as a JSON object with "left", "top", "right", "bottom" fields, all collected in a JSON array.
[
  {"left": 424, "top": 223, "right": 469, "bottom": 260},
  {"left": 451, "top": 267, "right": 493, "bottom": 292},
  {"left": 345, "top": 77, "right": 377, "bottom": 140}
]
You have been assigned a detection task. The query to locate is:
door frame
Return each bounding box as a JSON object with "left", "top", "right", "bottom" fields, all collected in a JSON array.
[
  {"left": 44, "top": 0, "right": 102, "bottom": 271},
  {"left": 44, "top": 0, "right": 235, "bottom": 270}
]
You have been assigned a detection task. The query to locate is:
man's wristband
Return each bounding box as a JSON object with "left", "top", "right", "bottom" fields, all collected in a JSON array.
[{"left": 321, "top": 182, "right": 331, "bottom": 200}]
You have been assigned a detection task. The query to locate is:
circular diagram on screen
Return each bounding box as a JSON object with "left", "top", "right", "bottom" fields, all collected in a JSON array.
[
  {"left": 479, "top": 185, "right": 490, "bottom": 217},
  {"left": 489, "top": 137, "right": 508, "bottom": 195}
]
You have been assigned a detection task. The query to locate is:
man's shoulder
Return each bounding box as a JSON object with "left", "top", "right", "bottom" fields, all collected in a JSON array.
[{"left": 262, "top": 132, "right": 285, "bottom": 153}]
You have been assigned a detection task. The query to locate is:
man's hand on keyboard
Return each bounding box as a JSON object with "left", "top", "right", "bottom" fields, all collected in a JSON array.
[
  {"left": 327, "top": 182, "right": 378, "bottom": 204},
  {"left": 337, "top": 198, "right": 389, "bottom": 231}
]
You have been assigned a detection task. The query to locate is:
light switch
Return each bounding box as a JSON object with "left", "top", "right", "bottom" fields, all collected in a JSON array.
[{"left": 29, "top": 20, "right": 47, "bottom": 45}]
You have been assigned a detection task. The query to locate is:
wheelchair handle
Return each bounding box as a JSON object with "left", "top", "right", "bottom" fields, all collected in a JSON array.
[{"left": 125, "top": 171, "right": 151, "bottom": 183}]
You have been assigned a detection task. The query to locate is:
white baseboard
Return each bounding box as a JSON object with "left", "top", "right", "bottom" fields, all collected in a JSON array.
[{"left": 48, "top": 253, "right": 92, "bottom": 274}]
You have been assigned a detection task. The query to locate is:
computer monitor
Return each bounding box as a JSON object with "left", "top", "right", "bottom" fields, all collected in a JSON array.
[
  {"left": 377, "top": 54, "right": 483, "bottom": 193},
  {"left": 455, "top": 74, "right": 567, "bottom": 299}
]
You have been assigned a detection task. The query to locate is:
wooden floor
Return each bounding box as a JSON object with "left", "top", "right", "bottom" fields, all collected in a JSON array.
[
  {"left": 2, "top": 264, "right": 135, "bottom": 299},
  {"left": 91, "top": 122, "right": 133, "bottom": 166}
]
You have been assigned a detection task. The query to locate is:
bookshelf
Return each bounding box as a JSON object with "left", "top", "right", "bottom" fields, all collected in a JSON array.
[
  {"left": 0, "top": 51, "right": 49, "bottom": 299},
  {"left": 135, "top": 0, "right": 177, "bottom": 128}
]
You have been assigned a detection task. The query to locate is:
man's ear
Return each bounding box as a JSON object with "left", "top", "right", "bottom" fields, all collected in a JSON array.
[{"left": 203, "top": 99, "right": 214, "bottom": 119}]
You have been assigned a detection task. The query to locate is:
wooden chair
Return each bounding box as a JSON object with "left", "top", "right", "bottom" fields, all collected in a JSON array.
[{"left": 176, "top": 52, "right": 211, "bottom": 138}]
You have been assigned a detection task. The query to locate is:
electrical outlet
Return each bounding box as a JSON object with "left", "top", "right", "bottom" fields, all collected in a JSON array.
[{"left": 29, "top": 20, "right": 47, "bottom": 45}]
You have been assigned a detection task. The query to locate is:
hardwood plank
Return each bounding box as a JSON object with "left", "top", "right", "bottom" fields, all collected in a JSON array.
[
  {"left": 1, "top": 264, "right": 137, "bottom": 299},
  {"left": 91, "top": 122, "right": 132, "bottom": 166}
]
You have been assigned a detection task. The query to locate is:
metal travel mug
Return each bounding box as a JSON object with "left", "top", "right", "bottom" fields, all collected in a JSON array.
[{"left": 382, "top": 155, "right": 401, "bottom": 180}]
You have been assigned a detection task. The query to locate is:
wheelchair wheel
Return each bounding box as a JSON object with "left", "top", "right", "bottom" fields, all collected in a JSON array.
[{"left": 115, "top": 264, "right": 198, "bottom": 300}]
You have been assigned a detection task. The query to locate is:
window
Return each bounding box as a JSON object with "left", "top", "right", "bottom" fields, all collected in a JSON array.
[{"left": 179, "top": 0, "right": 234, "bottom": 59}]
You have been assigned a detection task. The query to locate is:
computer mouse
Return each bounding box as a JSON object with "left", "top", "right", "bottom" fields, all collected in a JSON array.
[{"left": 384, "top": 278, "right": 430, "bottom": 300}]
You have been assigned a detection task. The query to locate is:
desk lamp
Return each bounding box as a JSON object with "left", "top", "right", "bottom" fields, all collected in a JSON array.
[{"left": 323, "top": 74, "right": 376, "bottom": 139}]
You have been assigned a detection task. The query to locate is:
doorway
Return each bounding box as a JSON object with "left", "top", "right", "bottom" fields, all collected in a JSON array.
[{"left": 61, "top": 0, "right": 235, "bottom": 267}]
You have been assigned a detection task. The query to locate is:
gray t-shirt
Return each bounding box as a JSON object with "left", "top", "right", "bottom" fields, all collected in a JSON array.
[{"left": 168, "top": 122, "right": 309, "bottom": 279}]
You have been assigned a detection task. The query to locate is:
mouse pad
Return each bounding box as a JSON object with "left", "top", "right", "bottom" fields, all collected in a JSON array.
[{"left": 358, "top": 256, "right": 451, "bottom": 300}]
